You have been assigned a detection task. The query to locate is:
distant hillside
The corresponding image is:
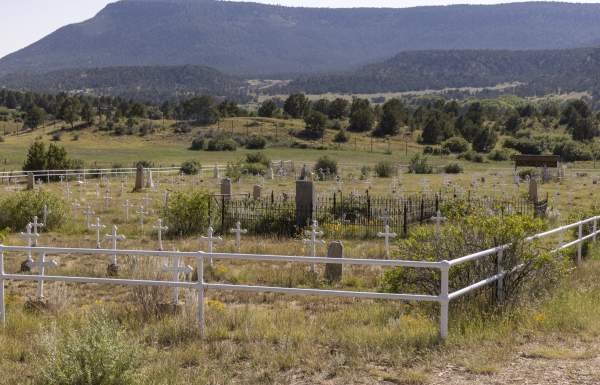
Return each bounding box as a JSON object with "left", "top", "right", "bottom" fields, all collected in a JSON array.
[
  {"left": 279, "top": 48, "right": 600, "bottom": 96},
  {"left": 4, "top": 1, "right": 600, "bottom": 75},
  {"left": 0, "top": 66, "right": 249, "bottom": 102}
]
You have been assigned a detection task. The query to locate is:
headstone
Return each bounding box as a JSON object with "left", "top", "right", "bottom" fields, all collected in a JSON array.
[
  {"left": 146, "top": 169, "right": 154, "bottom": 189},
  {"left": 213, "top": 165, "right": 220, "bottom": 179},
  {"left": 220, "top": 178, "right": 232, "bottom": 199},
  {"left": 528, "top": 177, "right": 538, "bottom": 203},
  {"left": 133, "top": 165, "right": 144, "bottom": 192},
  {"left": 267, "top": 167, "right": 274, "bottom": 180},
  {"left": 324, "top": 241, "right": 343, "bottom": 282},
  {"left": 253, "top": 185, "right": 262, "bottom": 200},
  {"left": 26, "top": 172, "right": 34, "bottom": 190},
  {"left": 300, "top": 164, "right": 308, "bottom": 180},
  {"left": 295, "top": 180, "right": 315, "bottom": 228}
]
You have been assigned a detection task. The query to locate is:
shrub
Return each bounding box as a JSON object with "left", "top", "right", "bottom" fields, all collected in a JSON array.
[
  {"left": 552, "top": 140, "right": 592, "bottom": 161},
  {"left": 0, "top": 190, "right": 66, "bottom": 231},
  {"left": 503, "top": 137, "right": 542, "bottom": 155},
  {"left": 374, "top": 160, "right": 394, "bottom": 177},
  {"left": 190, "top": 137, "right": 204, "bottom": 151},
  {"left": 51, "top": 132, "right": 61, "bottom": 141},
  {"left": 518, "top": 168, "right": 539, "bottom": 179},
  {"left": 180, "top": 160, "right": 201, "bottom": 175},
  {"left": 458, "top": 150, "right": 485, "bottom": 163},
  {"left": 162, "top": 191, "right": 213, "bottom": 237},
  {"left": 245, "top": 152, "right": 270, "bottom": 166},
  {"left": 488, "top": 149, "right": 510, "bottom": 161},
  {"left": 380, "top": 213, "right": 561, "bottom": 308},
  {"left": 314, "top": 156, "right": 337, "bottom": 174},
  {"left": 241, "top": 162, "right": 267, "bottom": 175},
  {"left": 423, "top": 146, "right": 450, "bottom": 156},
  {"left": 206, "top": 138, "right": 237, "bottom": 151},
  {"left": 444, "top": 162, "right": 463, "bottom": 174},
  {"left": 408, "top": 154, "right": 432, "bottom": 174},
  {"left": 245, "top": 135, "right": 267, "bottom": 149},
  {"left": 333, "top": 129, "right": 349, "bottom": 143},
  {"left": 39, "top": 313, "right": 138, "bottom": 385},
  {"left": 442, "top": 136, "right": 470, "bottom": 153}
]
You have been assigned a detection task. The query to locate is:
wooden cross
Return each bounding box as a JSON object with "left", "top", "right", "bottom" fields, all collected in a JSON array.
[
  {"left": 200, "top": 226, "right": 222, "bottom": 267},
  {"left": 122, "top": 199, "right": 134, "bottom": 222},
  {"left": 377, "top": 224, "right": 397, "bottom": 259},
  {"left": 25, "top": 252, "right": 58, "bottom": 299},
  {"left": 104, "top": 225, "right": 126, "bottom": 266},
  {"left": 303, "top": 220, "right": 325, "bottom": 272},
  {"left": 162, "top": 252, "right": 193, "bottom": 304},
  {"left": 82, "top": 205, "right": 95, "bottom": 229},
  {"left": 137, "top": 204, "right": 149, "bottom": 235},
  {"left": 89, "top": 217, "right": 106, "bottom": 249},
  {"left": 31, "top": 216, "right": 44, "bottom": 246},
  {"left": 430, "top": 210, "right": 447, "bottom": 237},
  {"left": 19, "top": 223, "right": 39, "bottom": 263},
  {"left": 153, "top": 218, "right": 168, "bottom": 251},
  {"left": 229, "top": 221, "right": 248, "bottom": 252}
]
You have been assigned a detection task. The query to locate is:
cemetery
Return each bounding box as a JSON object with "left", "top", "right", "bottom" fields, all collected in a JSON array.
[{"left": 1, "top": 157, "right": 600, "bottom": 383}]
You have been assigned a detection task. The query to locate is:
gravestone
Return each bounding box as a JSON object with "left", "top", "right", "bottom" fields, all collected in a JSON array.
[
  {"left": 220, "top": 178, "right": 232, "bottom": 199},
  {"left": 324, "top": 241, "right": 343, "bottom": 282},
  {"left": 146, "top": 169, "right": 154, "bottom": 189},
  {"left": 133, "top": 165, "right": 144, "bottom": 192},
  {"left": 528, "top": 177, "right": 538, "bottom": 203},
  {"left": 253, "top": 185, "right": 262, "bottom": 200},
  {"left": 26, "top": 172, "right": 34, "bottom": 190},
  {"left": 296, "top": 180, "right": 315, "bottom": 228},
  {"left": 267, "top": 167, "right": 274, "bottom": 180}
]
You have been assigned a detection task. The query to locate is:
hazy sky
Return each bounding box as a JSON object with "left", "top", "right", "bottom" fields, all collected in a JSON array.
[{"left": 2, "top": 0, "right": 600, "bottom": 58}]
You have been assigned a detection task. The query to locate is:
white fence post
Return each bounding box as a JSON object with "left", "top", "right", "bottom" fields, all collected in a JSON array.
[
  {"left": 196, "top": 254, "right": 205, "bottom": 337},
  {"left": 577, "top": 222, "right": 583, "bottom": 265},
  {"left": 496, "top": 248, "right": 504, "bottom": 303},
  {"left": 593, "top": 217, "right": 597, "bottom": 243},
  {"left": 439, "top": 260, "right": 450, "bottom": 340},
  {"left": 0, "top": 246, "right": 5, "bottom": 326}
]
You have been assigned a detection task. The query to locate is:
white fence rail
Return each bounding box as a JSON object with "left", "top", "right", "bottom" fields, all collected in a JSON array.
[{"left": 0, "top": 216, "right": 598, "bottom": 339}]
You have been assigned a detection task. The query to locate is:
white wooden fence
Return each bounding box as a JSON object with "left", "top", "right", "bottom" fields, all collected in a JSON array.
[{"left": 0, "top": 215, "right": 598, "bottom": 339}]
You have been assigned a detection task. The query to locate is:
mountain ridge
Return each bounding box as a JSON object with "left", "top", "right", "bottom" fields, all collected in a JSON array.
[{"left": 3, "top": 1, "right": 600, "bottom": 76}]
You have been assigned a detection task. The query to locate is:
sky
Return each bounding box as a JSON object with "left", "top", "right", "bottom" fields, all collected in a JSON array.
[{"left": 2, "top": 0, "right": 600, "bottom": 58}]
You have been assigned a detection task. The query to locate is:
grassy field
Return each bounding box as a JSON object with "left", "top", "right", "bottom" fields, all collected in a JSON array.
[{"left": 1, "top": 116, "right": 600, "bottom": 384}]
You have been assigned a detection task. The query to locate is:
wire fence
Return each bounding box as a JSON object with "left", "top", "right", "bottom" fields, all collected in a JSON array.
[{"left": 213, "top": 191, "right": 545, "bottom": 238}]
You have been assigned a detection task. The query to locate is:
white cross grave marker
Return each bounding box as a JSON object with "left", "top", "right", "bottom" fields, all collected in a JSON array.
[
  {"left": 122, "top": 199, "right": 134, "bottom": 222},
  {"left": 104, "top": 225, "right": 126, "bottom": 266},
  {"left": 162, "top": 252, "right": 193, "bottom": 304},
  {"left": 303, "top": 220, "right": 325, "bottom": 272},
  {"left": 153, "top": 219, "right": 168, "bottom": 251},
  {"left": 137, "top": 204, "right": 149, "bottom": 235},
  {"left": 430, "top": 210, "right": 447, "bottom": 237},
  {"left": 83, "top": 205, "right": 95, "bottom": 229},
  {"left": 89, "top": 217, "right": 106, "bottom": 248},
  {"left": 200, "top": 226, "right": 222, "bottom": 267},
  {"left": 31, "top": 216, "right": 44, "bottom": 246},
  {"left": 103, "top": 191, "right": 113, "bottom": 209},
  {"left": 26, "top": 252, "right": 58, "bottom": 299},
  {"left": 20, "top": 223, "right": 38, "bottom": 264},
  {"left": 229, "top": 221, "right": 247, "bottom": 252}
]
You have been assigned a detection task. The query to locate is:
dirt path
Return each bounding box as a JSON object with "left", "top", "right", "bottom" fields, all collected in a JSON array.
[{"left": 429, "top": 343, "right": 600, "bottom": 385}]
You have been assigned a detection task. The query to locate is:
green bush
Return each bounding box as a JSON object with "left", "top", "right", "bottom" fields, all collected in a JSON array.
[
  {"left": 503, "top": 137, "right": 542, "bottom": 155},
  {"left": 314, "top": 156, "right": 337, "bottom": 174},
  {"left": 180, "top": 160, "right": 201, "bottom": 175},
  {"left": 458, "top": 150, "right": 485, "bottom": 163},
  {"left": 39, "top": 313, "right": 137, "bottom": 385},
  {"left": 0, "top": 190, "right": 66, "bottom": 231},
  {"left": 408, "top": 154, "right": 432, "bottom": 174},
  {"left": 443, "top": 162, "right": 463, "bottom": 174},
  {"left": 488, "top": 149, "right": 510, "bottom": 161},
  {"left": 241, "top": 162, "right": 267, "bottom": 176},
  {"left": 441, "top": 136, "right": 470, "bottom": 153},
  {"left": 190, "top": 137, "right": 204, "bottom": 150},
  {"left": 245, "top": 152, "right": 270, "bottom": 166},
  {"left": 374, "top": 160, "right": 394, "bottom": 177},
  {"left": 245, "top": 135, "right": 267, "bottom": 149},
  {"left": 333, "top": 129, "right": 350, "bottom": 143},
  {"left": 162, "top": 191, "right": 213, "bottom": 237},
  {"left": 423, "top": 146, "right": 450, "bottom": 155},
  {"left": 206, "top": 138, "right": 237, "bottom": 151}
]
